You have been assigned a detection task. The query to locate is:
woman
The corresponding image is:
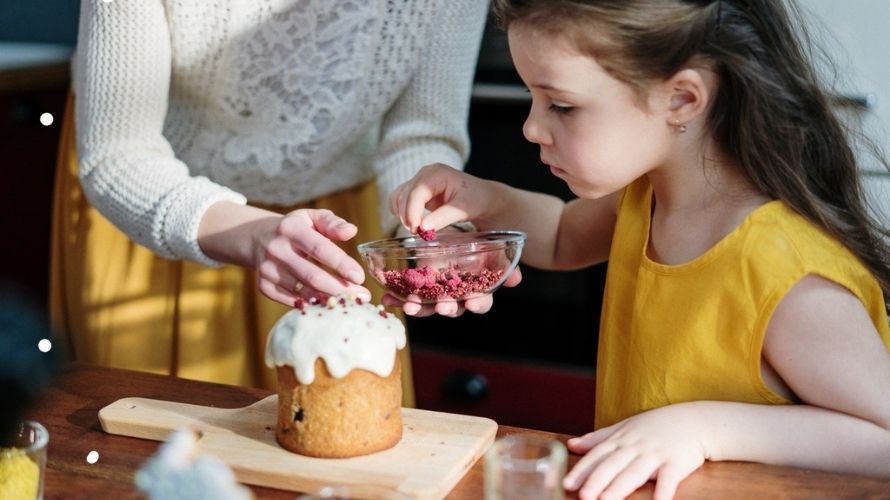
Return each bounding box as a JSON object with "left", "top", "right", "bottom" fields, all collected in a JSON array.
[{"left": 50, "top": 0, "right": 489, "bottom": 403}]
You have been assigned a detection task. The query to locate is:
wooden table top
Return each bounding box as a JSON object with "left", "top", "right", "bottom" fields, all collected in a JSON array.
[{"left": 27, "top": 363, "right": 890, "bottom": 499}]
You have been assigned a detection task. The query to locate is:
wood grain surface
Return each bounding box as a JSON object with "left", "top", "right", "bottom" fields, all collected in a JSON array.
[
  {"left": 27, "top": 363, "right": 890, "bottom": 499},
  {"left": 98, "top": 395, "right": 496, "bottom": 499}
]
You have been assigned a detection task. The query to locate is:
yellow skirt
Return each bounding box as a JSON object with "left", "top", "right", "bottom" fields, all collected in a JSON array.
[{"left": 49, "top": 96, "right": 414, "bottom": 406}]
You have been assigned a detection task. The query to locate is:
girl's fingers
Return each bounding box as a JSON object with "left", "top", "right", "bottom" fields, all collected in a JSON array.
[
  {"left": 393, "top": 184, "right": 411, "bottom": 231},
  {"left": 652, "top": 464, "right": 686, "bottom": 500},
  {"left": 567, "top": 425, "right": 616, "bottom": 453},
  {"left": 596, "top": 455, "right": 662, "bottom": 500},
  {"left": 388, "top": 185, "right": 404, "bottom": 226},
  {"left": 434, "top": 300, "right": 463, "bottom": 317},
  {"left": 503, "top": 267, "right": 523, "bottom": 287},
  {"left": 563, "top": 441, "right": 618, "bottom": 491},
  {"left": 577, "top": 448, "right": 640, "bottom": 499},
  {"left": 404, "top": 181, "right": 437, "bottom": 233},
  {"left": 421, "top": 204, "right": 471, "bottom": 234},
  {"left": 463, "top": 295, "right": 494, "bottom": 314}
]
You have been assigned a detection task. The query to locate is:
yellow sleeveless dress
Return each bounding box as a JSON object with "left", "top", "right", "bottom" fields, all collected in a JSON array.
[
  {"left": 595, "top": 177, "right": 889, "bottom": 428},
  {"left": 50, "top": 96, "right": 414, "bottom": 405}
]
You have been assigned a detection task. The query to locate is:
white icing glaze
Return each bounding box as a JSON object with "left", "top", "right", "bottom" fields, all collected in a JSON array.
[{"left": 265, "top": 297, "right": 406, "bottom": 384}]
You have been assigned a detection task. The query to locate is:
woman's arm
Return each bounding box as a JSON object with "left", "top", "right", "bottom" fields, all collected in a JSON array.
[
  {"left": 197, "top": 202, "right": 371, "bottom": 304},
  {"left": 75, "top": 0, "right": 246, "bottom": 266},
  {"left": 371, "top": 0, "right": 488, "bottom": 237}
]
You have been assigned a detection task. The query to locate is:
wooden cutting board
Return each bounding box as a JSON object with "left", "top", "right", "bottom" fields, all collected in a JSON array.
[{"left": 99, "top": 396, "right": 497, "bottom": 499}]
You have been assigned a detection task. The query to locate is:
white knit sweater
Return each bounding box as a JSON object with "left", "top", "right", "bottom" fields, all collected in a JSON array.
[{"left": 73, "top": 0, "right": 487, "bottom": 266}]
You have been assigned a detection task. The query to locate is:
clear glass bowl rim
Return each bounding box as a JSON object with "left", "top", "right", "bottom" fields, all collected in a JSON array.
[{"left": 357, "top": 230, "right": 527, "bottom": 259}]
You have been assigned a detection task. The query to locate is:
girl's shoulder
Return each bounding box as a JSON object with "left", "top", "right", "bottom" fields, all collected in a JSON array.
[{"left": 741, "top": 201, "right": 877, "bottom": 290}]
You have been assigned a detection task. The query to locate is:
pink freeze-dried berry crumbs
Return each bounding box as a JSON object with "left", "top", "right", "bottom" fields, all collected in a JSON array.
[
  {"left": 417, "top": 227, "right": 436, "bottom": 241},
  {"left": 381, "top": 266, "right": 503, "bottom": 301}
]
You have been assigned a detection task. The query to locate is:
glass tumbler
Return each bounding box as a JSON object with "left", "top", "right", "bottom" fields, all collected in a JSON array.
[
  {"left": 0, "top": 420, "right": 49, "bottom": 500},
  {"left": 484, "top": 434, "right": 567, "bottom": 500}
]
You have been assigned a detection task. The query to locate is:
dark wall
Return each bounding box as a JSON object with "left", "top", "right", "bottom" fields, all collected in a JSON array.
[{"left": 0, "top": 1, "right": 79, "bottom": 45}]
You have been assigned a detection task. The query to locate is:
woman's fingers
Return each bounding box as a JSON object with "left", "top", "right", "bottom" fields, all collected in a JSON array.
[
  {"left": 278, "top": 210, "right": 366, "bottom": 285},
  {"left": 262, "top": 240, "right": 370, "bottom": 300},
  {"left": 257, "top": 279, "right": 300, "bottom": 307}
]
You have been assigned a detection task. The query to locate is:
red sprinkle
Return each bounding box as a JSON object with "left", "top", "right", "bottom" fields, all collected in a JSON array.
[
  {"left": 417, "top": 228, "right": 437, "bottom": 241},
  {"left": 293, "top": 297, "right": 306, "bottom": 311},
  {"left": 381, "top": 265, "right": 503, "bottom": 300}
]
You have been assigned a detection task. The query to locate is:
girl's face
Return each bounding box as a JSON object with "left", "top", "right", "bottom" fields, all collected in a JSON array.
[{"left": 508, "top": 25, "right": 674, "bottom": 199}]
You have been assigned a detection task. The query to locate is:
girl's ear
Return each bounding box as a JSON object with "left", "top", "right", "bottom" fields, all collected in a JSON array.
[{"left": 663, "top": 68, "right": 712, "bottom": 127}]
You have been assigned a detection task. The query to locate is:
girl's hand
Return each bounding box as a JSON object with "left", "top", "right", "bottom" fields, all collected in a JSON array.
[
  {"left": 387, "top": 163, "right": 518, "bottom": 317},
  {"left": 253, "top": 208, "right": 371, "bottom": 306},
  {"left": 389, "top": 163, "right": 496, "bottom": 235},
  {"left": 380, "top": 267, "right": 523, "bottom": 317},
  {"left": 565, "top": 405, "right": 710, "bottom": 500}
]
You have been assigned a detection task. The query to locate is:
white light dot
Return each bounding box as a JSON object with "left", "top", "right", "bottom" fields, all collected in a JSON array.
[
  {"left": 39, "top": 113, "right": 54, "bottom": 126},
  {"left": 87, "top": 451, "right": 99, "bottom": 464},
  {"left": 38, "top": 338, "right": 52, "bottom": 353},
  {"left": 101, "top": 0, "right": 113, "bottom": 3}
]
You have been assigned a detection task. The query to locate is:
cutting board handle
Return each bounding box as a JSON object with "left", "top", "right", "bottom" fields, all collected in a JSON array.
[{"left": 99, "top": 395, "right": 279, "bottom": 441}]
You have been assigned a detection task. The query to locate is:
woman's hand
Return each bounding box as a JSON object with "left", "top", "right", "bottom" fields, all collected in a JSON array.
[
  {"left": 564, "top": 404, "right": 711, "bottom": 500},
  {"left": 198, "top": 202, "right": 371, "bottom": 307},
  {"left": 253, "top": 208, "right": 372, "bottom": 306}
]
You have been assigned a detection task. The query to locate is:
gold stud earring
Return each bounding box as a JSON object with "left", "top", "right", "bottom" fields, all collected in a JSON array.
[{"left": 672, "top": 119, "right": 687, "bottom": 133}]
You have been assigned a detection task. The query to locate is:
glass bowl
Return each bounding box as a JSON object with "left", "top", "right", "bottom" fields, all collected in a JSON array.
[{"left": 357, "top": 230, "right": 526, "bottom": 303}]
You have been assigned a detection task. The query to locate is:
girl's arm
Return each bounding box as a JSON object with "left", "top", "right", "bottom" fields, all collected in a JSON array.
[
  {"left": 564, "top": 275, "right": 890, "bottom": 499},
  {"left": 392, "top": 164, "right": 619, "bottom": 270},
  {"left": 708, "top": 274, "right": 890, "bottom": 472},
  {"left": 489, "top": 182, "right": 619, "bottom": 270}
]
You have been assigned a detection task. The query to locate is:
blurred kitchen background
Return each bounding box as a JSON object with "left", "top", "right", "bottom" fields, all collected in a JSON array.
[{"left": 1, "top": 1, "right": 888, "bottom": 435}]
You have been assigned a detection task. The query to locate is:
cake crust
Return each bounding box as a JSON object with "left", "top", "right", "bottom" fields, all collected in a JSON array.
[{"left": 275, "top": 357, "right": 403, "bottom": 458}]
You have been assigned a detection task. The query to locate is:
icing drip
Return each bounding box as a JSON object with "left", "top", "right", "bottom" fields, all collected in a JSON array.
[{"left": 265, "top": 296, "right": 406, "bottom": 384}]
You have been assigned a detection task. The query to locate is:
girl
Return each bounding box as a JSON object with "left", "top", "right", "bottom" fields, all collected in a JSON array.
[{"left": 388, "top": 0, "right": 890, "bottom": 498}]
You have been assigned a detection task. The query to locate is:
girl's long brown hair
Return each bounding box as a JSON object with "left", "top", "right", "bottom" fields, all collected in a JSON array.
[{"left": 493, "top": 0, "right": 890, "bottom": 315}]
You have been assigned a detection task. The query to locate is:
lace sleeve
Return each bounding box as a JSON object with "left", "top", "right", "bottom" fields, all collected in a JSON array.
[
  {"left": 74, "top": 0, "right": 246, "bottom": 266},
  {"left": 371, "top": 0, "right": 489, "bottom": 236}
]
